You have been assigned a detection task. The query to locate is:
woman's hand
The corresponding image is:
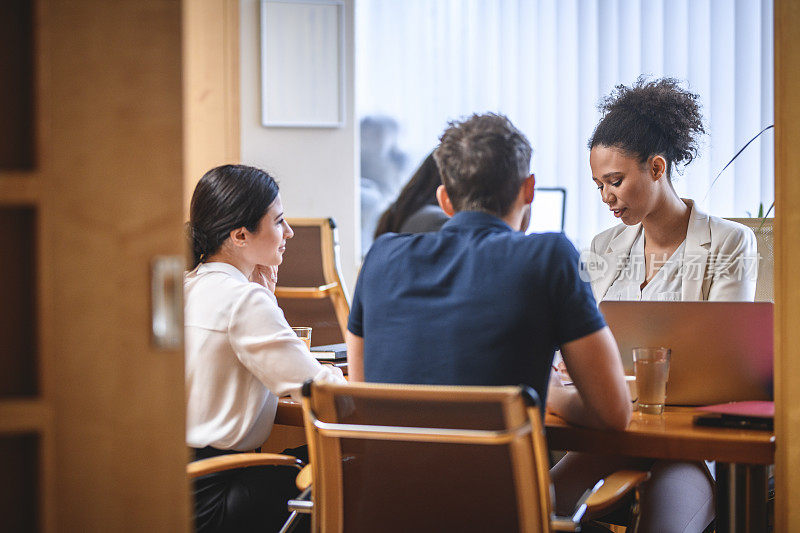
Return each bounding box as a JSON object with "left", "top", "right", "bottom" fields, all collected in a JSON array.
[{"left": 251, "top": 264, "right": 279, "bottom": 292}]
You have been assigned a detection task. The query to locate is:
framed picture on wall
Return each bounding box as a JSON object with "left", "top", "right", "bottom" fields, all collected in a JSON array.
[{"left": 260, "top": 0, "right": 345, "bottom": 128}]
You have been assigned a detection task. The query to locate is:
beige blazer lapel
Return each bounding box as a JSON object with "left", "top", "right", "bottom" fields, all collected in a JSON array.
[
  {"left": 594, "top": 225, "right": 641, "bottom": 301},
  {"left": 680, "top": 200, "right": 711, "bottom": 301}
]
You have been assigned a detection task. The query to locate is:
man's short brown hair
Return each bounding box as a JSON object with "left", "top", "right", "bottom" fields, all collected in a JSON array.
[{"left": 433, "top": 113, "right": 532, "bottom": 217}]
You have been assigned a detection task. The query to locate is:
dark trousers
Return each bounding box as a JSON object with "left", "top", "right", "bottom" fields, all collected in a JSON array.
[{"left": 192, "top": 445, "right": 309, "bottom": 533}]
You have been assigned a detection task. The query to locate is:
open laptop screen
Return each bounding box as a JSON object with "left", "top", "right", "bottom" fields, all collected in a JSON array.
[{"left": 599, "top": 301, "right": 773, "bottom": 405}]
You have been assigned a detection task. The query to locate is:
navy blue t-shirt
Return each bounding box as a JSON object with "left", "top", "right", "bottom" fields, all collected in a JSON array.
[{"left": 348, "top": 211, "right": 605, "bottom": 404}]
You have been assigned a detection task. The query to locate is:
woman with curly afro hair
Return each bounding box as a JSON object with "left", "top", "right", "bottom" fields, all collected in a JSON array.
[
  {"left": 587, "top": 76, "right": 756, "bottom": 303},
  {"left": 552, "top": 78, "right": 757, "bottom": 532}
]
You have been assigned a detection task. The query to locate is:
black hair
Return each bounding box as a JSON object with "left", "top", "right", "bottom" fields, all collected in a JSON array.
[
  {"left": 433, "top": 113, "right": 531, "bottom": 216},
  {"left": 374, "top": 152, "right": 441, "bottom": 238},
  {"left": 188, "top": 164, "right": 280, "bottom": 268},
  {"left": 588, "top": 77, "right": 705, "bottom": 179}
]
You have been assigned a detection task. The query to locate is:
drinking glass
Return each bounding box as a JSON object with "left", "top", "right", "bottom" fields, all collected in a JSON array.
[
  {"left": 292, "top": 327, "right": 312, "bottom": 350},
  {"left": 632, "top": 347, "right": 671, "bottom": 415}
]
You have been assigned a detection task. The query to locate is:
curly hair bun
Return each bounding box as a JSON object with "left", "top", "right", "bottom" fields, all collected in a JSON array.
[{"left": 591, "top": 76, "right": 706, "bottom": 173}]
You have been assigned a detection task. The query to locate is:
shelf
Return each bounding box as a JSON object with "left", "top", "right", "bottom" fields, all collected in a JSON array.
[
  {"left": 0, "top": 399, "right": 52, "bottom": 433},
  {"left": 0, "top": 175, "right": 41, "bottom": 204}
]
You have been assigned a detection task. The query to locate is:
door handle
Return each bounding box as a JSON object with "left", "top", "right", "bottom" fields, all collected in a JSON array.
[{"left": 151, "top": 255, "right": 184, "bottom": 350}]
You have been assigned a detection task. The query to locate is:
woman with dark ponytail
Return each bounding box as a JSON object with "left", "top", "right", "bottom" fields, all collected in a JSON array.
[
  {"left": 373, "top": 151, "right": 448, "bottom": 238},
  {"left": 553, "top": 79, "right": 756, "bottom": 532},
  {"left": 185, "top": 164, "right": 345, "bottom": 532}
]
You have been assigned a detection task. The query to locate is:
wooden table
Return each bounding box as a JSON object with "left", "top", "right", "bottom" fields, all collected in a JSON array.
[
  {"left": 547, "top": 408, "right": 774, "bottom": 532},
  {"left": 546, "top": 408, "right": 774, "bottom": 465},
  {"left": 276, "top": 399, "right": 774, "bottom": 532}
]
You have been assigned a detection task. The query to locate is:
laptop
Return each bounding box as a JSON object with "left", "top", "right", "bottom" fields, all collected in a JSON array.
[{"left": 599, "top": 301, "right": 773, "bottom": 406}]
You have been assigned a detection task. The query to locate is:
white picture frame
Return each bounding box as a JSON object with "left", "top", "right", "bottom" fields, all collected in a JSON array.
[{"left": 260, "top": 0, "right": 345, "bottom": 128}]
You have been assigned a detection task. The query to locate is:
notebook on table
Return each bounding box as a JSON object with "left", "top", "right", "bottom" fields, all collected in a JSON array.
[
  {"left": 310, "top": 343, "right": 347, "bottom": 361},
  {"left": 694, "top": 401, "right": 774, "bottom": 431},
  {"left": 599, "top": 301, "right": 773, "bottom": 406}
]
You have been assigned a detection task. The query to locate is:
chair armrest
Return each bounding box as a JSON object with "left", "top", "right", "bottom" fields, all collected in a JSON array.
[
  {"left": 584, "top": 470, "right": 650, "bottom": 517},
  {"left": 550, "top": 518, "right": 581, "bottom": 531},
  {"left": 551, "top": 469, "right": 650, "bottom": 529},
  {"left": 287, "top": 486, "right": 313, "bottom": 514},
  {"left": 296, "top": 464, "right": 312, "bottom": 490},
  {"left": 275, "top": 283, "right": 340, "bottom": 299},
  {"left": 551, "top": 479, "right": 604, "bottom": 530},
  {"left": 187, "top": 453, "right": 304, "bottom": 479}
]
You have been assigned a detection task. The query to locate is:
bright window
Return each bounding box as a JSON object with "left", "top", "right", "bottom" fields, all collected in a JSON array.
[{"left": 357, "top": 0, "right": 774, "bottom": 251}]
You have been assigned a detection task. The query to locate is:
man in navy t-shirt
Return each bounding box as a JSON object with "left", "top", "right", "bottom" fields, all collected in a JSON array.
[{"left": 346, "top": 113, "right": 631, "bottom": 432}]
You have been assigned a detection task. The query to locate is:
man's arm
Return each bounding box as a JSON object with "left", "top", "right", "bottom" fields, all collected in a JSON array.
[
  {"left": 548, "top": 327, "right": 631, "bottom": 431},
  {"left": 345, "top": 331, "right": 364, "bottom": 382}
]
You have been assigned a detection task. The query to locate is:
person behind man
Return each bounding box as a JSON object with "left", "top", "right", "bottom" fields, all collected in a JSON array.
[
  {"left": 373, "top": 151, "right": 449, "bottom": 238},
  {"left": 346, "top": 113, "right": 631, "bottom": 432}
]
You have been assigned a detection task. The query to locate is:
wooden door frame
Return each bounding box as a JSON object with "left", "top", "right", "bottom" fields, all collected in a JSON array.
[
  {"left": 183, "top": 0, "right": 800, "bottom": 528},
  {"left": 773, "top": 1, "right": 800, "bottom": 530},
  {"left": 182, "top": 0, "right": 241, "bottom": 213},
  {"left": 32, "top": 0, "right": 189, "bottom": 530}
]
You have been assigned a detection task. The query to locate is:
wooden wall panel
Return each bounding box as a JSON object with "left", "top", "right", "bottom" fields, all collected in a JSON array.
[
  {"left": 773, "top": 0, "right": 800, "bottom": 530},
  {"left": 183, "top": 0, "right": 241, "bottom": 212}
]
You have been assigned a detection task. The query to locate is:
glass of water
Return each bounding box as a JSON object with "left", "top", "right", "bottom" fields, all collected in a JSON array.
[
  {"left": 633, "top": 347, "right": 671, "bottom": 415},
  {"left": 292, "top": 327, "right": 313, "bottom": 350}
]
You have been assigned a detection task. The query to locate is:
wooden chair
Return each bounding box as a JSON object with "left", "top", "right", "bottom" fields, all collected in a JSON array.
[
  {"left": 276, "top": 218, "right": 351, "bottom": 346},
  {"left": 293, "top": 380, "right": 649, "bottom": 532},
  {"left": 726, "top": 218, "right": 774, "bottom": 302}
]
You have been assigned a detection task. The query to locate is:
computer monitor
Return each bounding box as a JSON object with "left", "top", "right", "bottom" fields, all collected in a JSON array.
[{"left": 526, "top": 187, "right": 566, "bottom": 233}]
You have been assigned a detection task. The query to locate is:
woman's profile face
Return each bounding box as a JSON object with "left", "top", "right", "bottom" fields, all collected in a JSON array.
[
  {"left": 590, "top": 145, "right": 660, "bottom": 226},
  {"left": 243, "top": 194, "right": 294, "bottom": 266}
]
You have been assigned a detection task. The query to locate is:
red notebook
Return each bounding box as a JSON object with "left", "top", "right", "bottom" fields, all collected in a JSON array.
[
  {"left": 696, "top": 401, "right": 774, "bottom": 418},
  {"left": 694, "top": 401, "right": 774, "bottom": 431}
]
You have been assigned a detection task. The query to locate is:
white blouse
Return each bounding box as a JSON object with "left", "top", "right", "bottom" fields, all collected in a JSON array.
[
  {"left": 184, "top": 262, "right": 345, "bottom": 451},
  {"left": 604, "top": 228, "right": 687, "bottom": 301}
]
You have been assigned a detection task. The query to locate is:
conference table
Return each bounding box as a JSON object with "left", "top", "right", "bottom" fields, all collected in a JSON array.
[
  {"left": 275, "top": 397, "right": 773, "bottom": 532},
  {"left": 547, "top": 408, "right": 774, "bottom": 532}
]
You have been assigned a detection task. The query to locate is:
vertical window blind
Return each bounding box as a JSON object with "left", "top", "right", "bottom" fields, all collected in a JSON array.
[{"left": 357, "top": 0, "right": 774, "bottom": 248}]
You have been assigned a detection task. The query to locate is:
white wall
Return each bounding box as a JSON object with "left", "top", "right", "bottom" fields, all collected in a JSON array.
[{"left": 239, "top": 0, "right": 359, "bottom": 293}]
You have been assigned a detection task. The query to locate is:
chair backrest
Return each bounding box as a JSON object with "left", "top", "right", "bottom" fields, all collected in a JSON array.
[
  {"left": 301, "top": 381, "right": 553, "bottom": 533},
  {"left": 726, "top": 218, "right": 774, "bottom": 302},
  {"left": 277, "top": 217, "right": 351, "bottom": 345}
]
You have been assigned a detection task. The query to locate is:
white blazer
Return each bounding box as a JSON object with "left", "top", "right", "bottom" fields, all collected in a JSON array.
[{"left": 589, "top": 200, "right": 757, "bottom": 302}]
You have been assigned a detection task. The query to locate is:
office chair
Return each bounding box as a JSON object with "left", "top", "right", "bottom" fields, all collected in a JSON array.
[
  {"left": 726, "top": 218, "right": 774, "bottom": 302},
  {"left": 292, "top": 380, "right": 649, "bottom": 532},
  {"left": 276, "top": 217, "right": 351, "bottom": 346},
  {"left": 187, "top": 452, "right": 304, "bottom": 479},
  {"left": 187, "top": 452, "right": 308, "bottom": 533}
]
